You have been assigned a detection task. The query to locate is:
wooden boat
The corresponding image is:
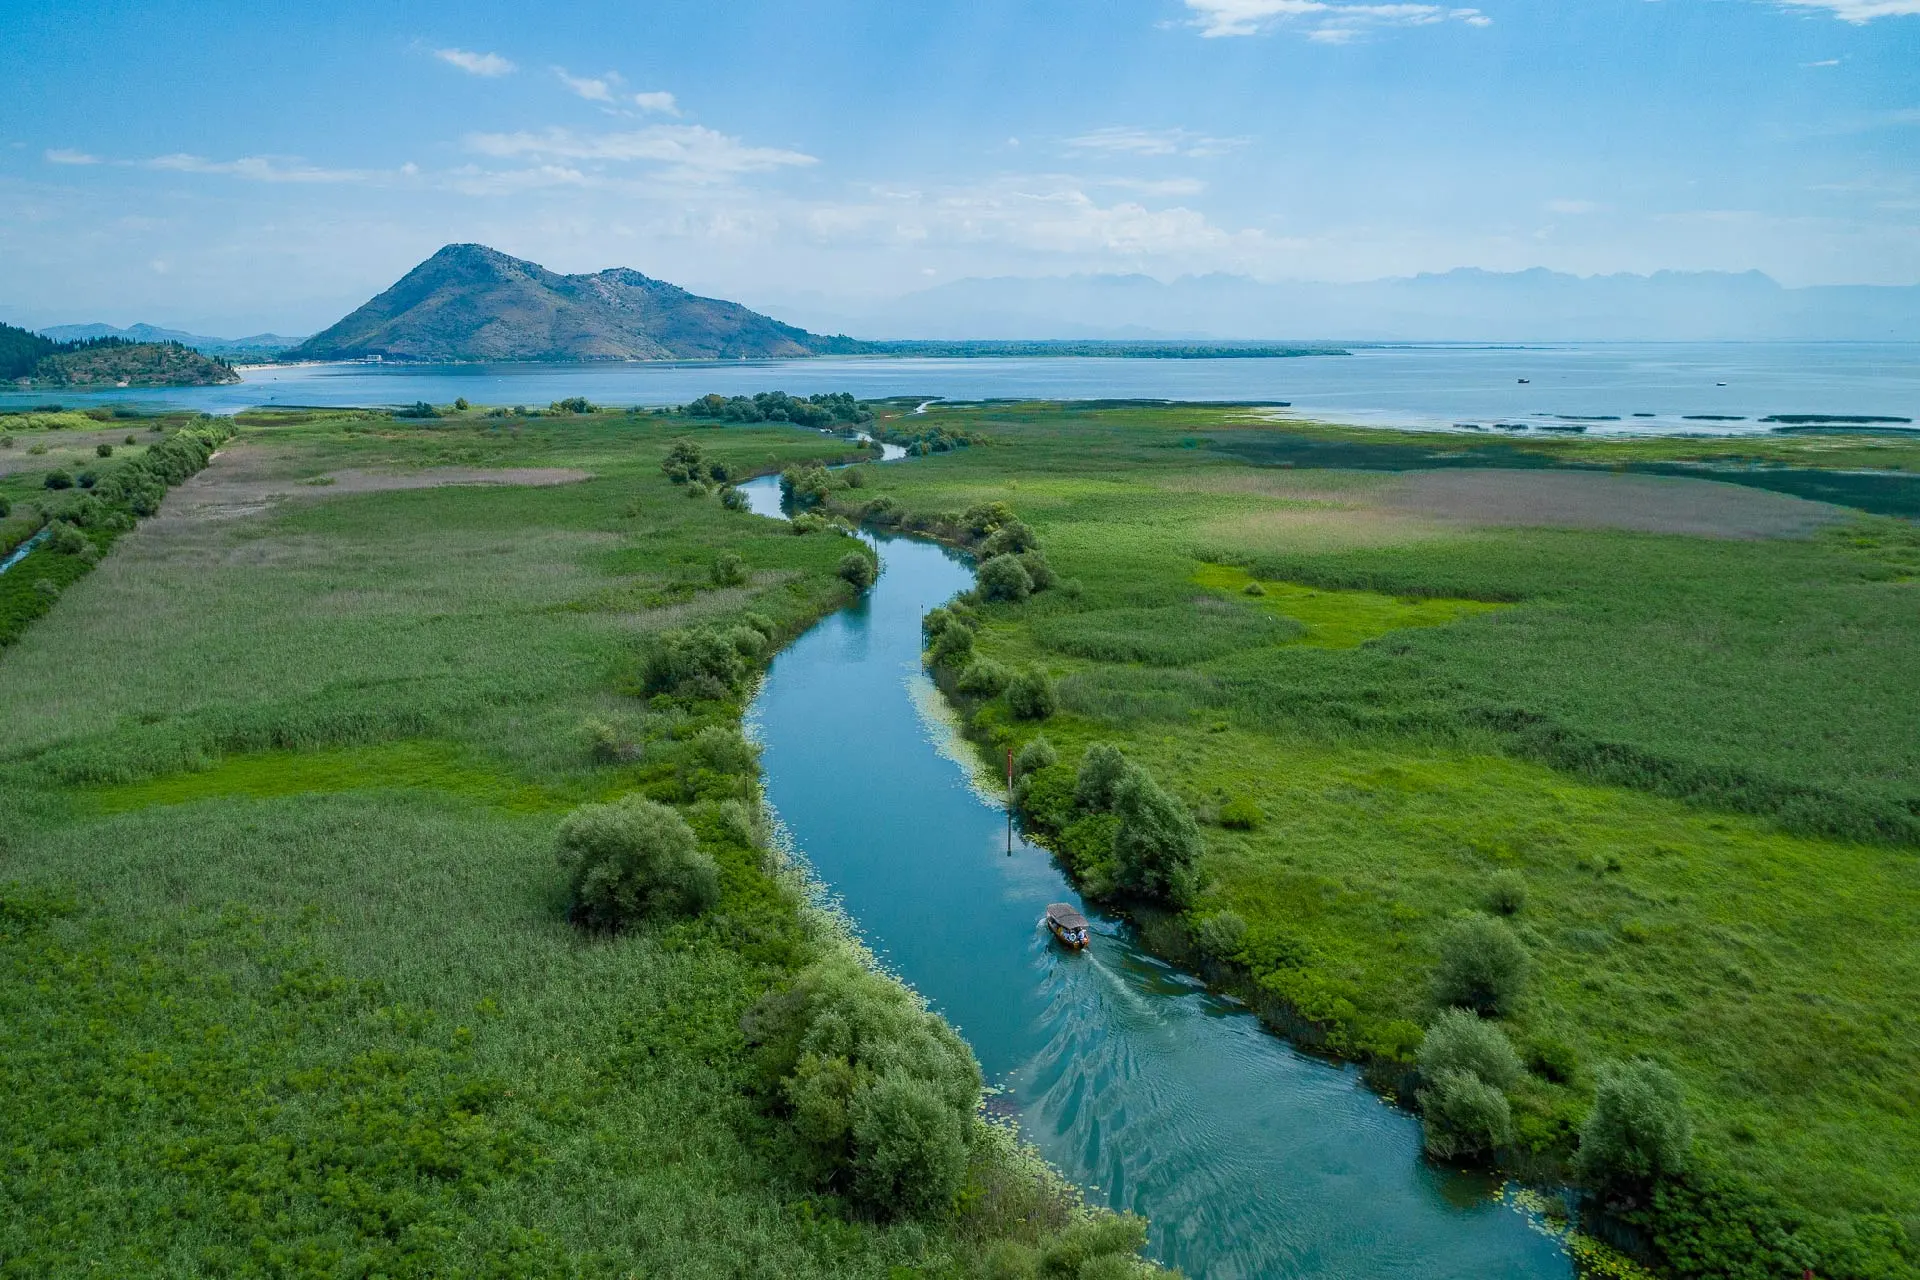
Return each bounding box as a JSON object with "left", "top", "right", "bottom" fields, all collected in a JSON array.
[{"left": 1045, "top": 903, "right": 1090, "bottom": 950}]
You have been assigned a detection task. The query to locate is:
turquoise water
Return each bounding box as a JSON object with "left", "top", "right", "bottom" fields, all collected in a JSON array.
[
  {"left": 742, "top": 475, "right": 1573, "bottom": 1278},
  {"left": 4, "top": 342, "right": 1914, "bottom": 436}
]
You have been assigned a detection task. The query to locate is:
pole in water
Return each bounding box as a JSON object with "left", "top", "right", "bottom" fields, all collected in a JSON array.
[{"left": 1006, "top": 747, "right": 1014, "bottom": 855}]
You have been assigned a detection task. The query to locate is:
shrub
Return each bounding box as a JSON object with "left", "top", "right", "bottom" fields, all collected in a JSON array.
[
  {"left": 685, "top": 725, "right": 760, "bottom": 785},
  {"left": 395, "top": 401, "right": 438, "bottom": 419},
  {"left": 957, "top": 659, "right": 1011, "bottom": 696},
  {"left": 76, "top": 470, "right": 97, "bottom": 489},
  {"left": 48, "top": 521, "right": 89, "bottom": 556},
  {"left": 662, "top": 438, "right": 704, "bottom": 482},
  {"left": 1017, "top": 550, "right": 1056, "bottom": 592},
  {"left": 1075, "top": 743, "right": 1131, "bottom": 812},
  {"left": 1419, "top": 1070, "right": 1515, "bottom": 1159},
  {"left": 1485, "top": 870, "right": 1528, "bottom": 915},
  {"left": 977, "top": 554, "right": 1033, "bottom": 603},
  {"left": 1006, "top": 667, "right": 1057, "bottom": 720},
  {"left": 95, "top": 442, "right": 112, "bottom": 457},
  {"left": 686, "top": 481, "right": 711, "bottom": 499},
  {"left": 921, "top": 606, "right": 953, "bottom": 640},
  {"left": 583, "top": 717, "right": 638, "bottom": 764},
  {"left": 555, "top": 796, "right": 719, "bottom": 928},
  {"left": 720, "top": 486, "right": 749, "bottom": 511},
  {"left": 1038, "top": 1215, "right": 1152, "bottom": 1277},
  {"left": 550, "top": 396, "right": 593, "bottom": 414},
  {"left": 643, "top": 628, "right": 748, "bottom": 700},
  {"left": 43, "top": 469, "right": 72, "bottom": 490},
  {"left": 453, "top": 397, "right": 470, "bottom": 411},
  {"left": 1578, "top": 1059, "right": 1693, "bottom": 1190},
  {"left": 33, "top": 578, "right": 58, "bottom": 599},
  {"left": 726, "top": 625, "right": 765, "bottom": 658},
  {"left": 123, "top": 434, "right": 136, "bottom": 444},
  {"left": 1111, "top": 769, "right": 1202, "bottom": 903},
  {"left": 789, "top": 512, "right": 827, "bottom": 535},
  {"left": 1198, "top": 910, "right": 1248, "bottom": 959},
  {"left": 741, "top": 611, "right": 778, "bottom": 640},
  {"left": 838, "top": 551, "right": 877, "bottom": 591},
  {"left": 1432, "top": 915, "right": 1531, "bottom": 1016},
  {"left": 711, "top": 552, "right": 749, "bottom": 587},
  {"left": 1014, "top": 735, "right": 1058, "bottom": 776},
  {"left": 1243, "top": 582, "right": 1266, "bottom": 596},
  {"left": 980, "top": 519, "right": 1037, "bottom": 557},
  {"left": 716, "top": 798, "right": 767, "bottom": 849},
  {"left": 928, "top": 620, "right": 974, "bottom": 666},
  {"left": 1418, "top": 1008, "right": 1523, "bottom": 1091},
  {"left": 0, "top": 496, "right": 8, "bottom": 517},
  {"left": 742, "top": 957, "right": 981, "bottom": 1218},
  {"left": 1219, "top": 796, "right": 1263, "bottom": 830}
]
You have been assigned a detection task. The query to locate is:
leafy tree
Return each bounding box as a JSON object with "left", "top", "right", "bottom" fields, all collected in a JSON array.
[
  {"left": 43, "top": 469, "right": 72, "bottom": 490},
  {"left": 662, "top": 438, "right": 705, "bottom": 483},
  {"left": 928, "top": 620, "right": 974, "bottom": 666},
  {"left": 1110, "top": 768, "right": 1201, "bottom": 902},
  {"left": 977, "top": 553, "right": 1034, "bottom": 603},
  {"left": 1075, "top": 743, "right": 1132, "bottom": 812},
  {"left": 1006, "top": 667, "right": 1057, "bottom": 720},
  {"left": 1432, "top": 915, "right": 1531, "bottom": 1016},
  {"left": 1418, "top": 1008, "right": 1523, "bottom": 1091},
  {"left": 980, "top": 519, "right": 1037, "bottom": 557},
  {"left": 838, "top": 551, "right": 877, "bottom": 591},
  {"left": 957, "top": 659, "right": 1011, "bottom": 696},
  {"left": 1014, "top": 735, "right": 1058, "bottom": 776},
  {"left": 555, "top": 796, "right": 719, "bottom": 929},
  {"left": 1578, "top": 1059, "right": 1693, "bottom": 1190},
  {"left": 94, "top": 442, "right": 112, "bottom": 458},
  {"left": 1016, "top": 549, "right": 1056, "bottom": 592},
  {"left": 1419, "top": 1070, "right": 1515, "bottom": 1159},
  {"left": 848, "top": 1073, "right": 970, "bottom": 1217},
  {"left": 711, "top": 552, "right": 749, "bottom": 587},
  {"left": 644, "top": 628, "right": 748, "bottom": 700}
]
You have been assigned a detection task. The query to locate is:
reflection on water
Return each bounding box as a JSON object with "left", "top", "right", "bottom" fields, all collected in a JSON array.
[{"left": 746, "top": 511, "right": 1572, "bottom": 1278}]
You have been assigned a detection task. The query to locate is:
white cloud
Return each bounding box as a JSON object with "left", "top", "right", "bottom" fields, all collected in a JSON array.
[
  {"left": 143, "top": 154, "right": 382, "bottom": 184},
  {"left": 464, "top": 125, "right": 816, "bottom": 182},
  {"left": 632, "top": 91, "right": 679, "bottom": 115},
  {"left": 554, "top": 68, "right": 619, "bottom": 102},
  {"left": 45, "top": 148, "right": 100, "bottom": 165},
  {"left": 1802, "top": 57, "right": 1843, "bottom": 65},
  {"left": 434, "top": 48, "right": 515, "bottom": 77},
  {"left": 1772, "top": 0, "right": 1920, "bottom": 20},
  {"left": 1066, "top": 127, "right": 1247, "bottom": 158},
  {"left": 1184, "top": 0, "right": 1491, "bottom": 39}
]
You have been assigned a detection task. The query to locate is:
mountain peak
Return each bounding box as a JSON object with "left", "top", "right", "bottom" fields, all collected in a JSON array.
[{"left": 290, "top": 245, "right": 861, "bottom": 362}]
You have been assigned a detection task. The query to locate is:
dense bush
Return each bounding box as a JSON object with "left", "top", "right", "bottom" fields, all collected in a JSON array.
[
  {"left": 644, "top": 628, "right": 749, "bottom": 700},
  {"left": 42, "top": 469, "right": 72, "bottom": 490},
  {"left": 781, "top": 462, "right": 835, "bottom": 509},
  {"left": 711, "top": 552, "right": 749, "bottom": 587},
  {"left": 47, "top": 521, "right": 89, "bottom": 556},
  {"left": 1110, "top": 768, "right": 1201, "bottom": 902},
  {"left": 1418, "top": 1008, "right": 1522, "bottom": 1091},
  {"left": 684, "top": 390, "right": 871, "bottom": 427},
  {"left": 1485, "top": 870, "right": 1528, "bottom": 915},
  {"left": 1197, "top": 910, "right": 1248, "bottom": 960},
  {"left": 980, "top": 519, "right": 1038, "bottom": 557},
  {"left": 1006, "top": 667, "right": 1058, "bottom": 720},
  {"left": 838, "top": 551, "right": 877, "bottom": 591},
  {"left": 977, "top": 554, "right": 1034, "bottom": 603},
  {"left": 661, "top": 438, "right": 706, "bottom": 483},
  {"left": 687, "top": 725, "right": 759, "bottom": 777},
  {"left": 1578, "top": 1058, "right": 1693, "bottom": 1190},
  {"left": 1014, "top": 735, "right": 1058, "bottom": 776},
  {"left": 928, "top": 620, "right": 975, "bottom": 666},
  {"left": 742, "top": 956, "right": 981, "bottom": 1217},
  {"left": 1075, "top": 744, "right": 1132, "bottom": 812},
  {"left": 720, "top": 485, "right": 750, "bottom": 512},
  {"left": 555, "top": 796, "right": 720, "bottom": 929},
  {"left": 957, "top": 659, "right": 1012, "bottom": 696},
  {"left": 1418, "top": 1070, "right": 1515, "bottom": 1159},
  {"left": 1526, "top": 1033, "right": 1581, "bottom": 1085},
  {"left": 1432, "top": 915, "right": 1531, "bottom": 1016},
  {"left": 1018, "top": 550, "right": 1057, "bottom": 592}
]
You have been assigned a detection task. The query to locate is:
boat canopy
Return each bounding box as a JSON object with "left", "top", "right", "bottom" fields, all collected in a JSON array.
[{"left": 1045, "top": 903, "right": 1089, "bottom": 931}]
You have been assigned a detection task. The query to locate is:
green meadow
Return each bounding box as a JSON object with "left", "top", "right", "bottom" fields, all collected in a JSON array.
[
  {"left": 839, "top": 401, "right": 1920, "bottom": 1280},
  {"left": 0, "top": 407, "right": 1152, "bottom": 1278}
]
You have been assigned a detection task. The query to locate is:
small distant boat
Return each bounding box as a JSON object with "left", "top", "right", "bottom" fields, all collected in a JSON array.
[
  {"left": 1045, "top": 903, "right": 1090, "bottom": 950},
  {"left": 1517, "top": 378, "right": 1530, "bottom": 384}
]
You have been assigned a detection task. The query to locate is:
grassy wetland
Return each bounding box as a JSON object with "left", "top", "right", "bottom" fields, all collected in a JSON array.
[
  {"left": 0, "top": 404, "right": 1161, "bottom": 1278},
  {"left": 818, "top": 401, "right": 1920, "bottom": 1280}
]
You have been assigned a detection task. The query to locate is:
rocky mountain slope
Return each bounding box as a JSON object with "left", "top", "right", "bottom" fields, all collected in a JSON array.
[{"left": 289, "top": 244, "right": 866, "bottom": 362}]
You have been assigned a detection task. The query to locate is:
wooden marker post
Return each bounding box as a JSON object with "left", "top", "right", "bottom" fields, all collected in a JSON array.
[{"left": 1006, "top": 747, "right": 1015, "bottom": 855}]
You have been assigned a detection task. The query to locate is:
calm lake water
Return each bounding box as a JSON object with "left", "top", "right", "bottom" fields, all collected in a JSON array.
[
  {"left": 741, "top": 474, "right": 1573, "bottom": 1279},
  {"left": 5, "top": 342, "right": 1915, "bottom": 436}
]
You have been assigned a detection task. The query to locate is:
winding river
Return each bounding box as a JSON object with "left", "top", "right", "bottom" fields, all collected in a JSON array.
[{"left": 739, "top": 471, "right": 1572, "bottom": 1279}]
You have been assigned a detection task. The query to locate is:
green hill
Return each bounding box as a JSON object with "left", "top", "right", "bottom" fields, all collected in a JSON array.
[
  {"left": 2, "top": 322, "right": 240, "bottom": 388},
  {"left": 289, "top": 243, "right": 868, "bottom": 363}
]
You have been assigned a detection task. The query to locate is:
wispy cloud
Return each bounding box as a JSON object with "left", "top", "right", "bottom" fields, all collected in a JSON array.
[
  {"left": 464, "top": 125, "right": 816, "bottom": 181},
  {"left": 554, "top": 67, "right": 619, "bottom": 103},
  {"left": 1184, "top": 0, "right": 1491, "bottom": 40},
  {"left": 1771, "top": 0, "right": 1920, "bottom": 21},
  {"left": 434, "top": 48, "right": 515, "bottom": 77},
  {"left": 1066, "top": 127, "right": 1247, "bottom": 158},
  {"left": 143, "top": 153, "right": 405, "bottom": 184},
  {"left": 1802, "top": 58, "right": 1843, "bottom": 65},
  {"left": 45, "top": 148, "right": 100, "bottom": 165},
  {"left": 632, "top": 91, "right": 679, "bottom": 115}
]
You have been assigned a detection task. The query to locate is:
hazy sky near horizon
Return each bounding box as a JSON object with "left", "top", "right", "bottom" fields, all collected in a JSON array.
[{"left": 3, "top": 0, "right": 1917, "bottom": 333}]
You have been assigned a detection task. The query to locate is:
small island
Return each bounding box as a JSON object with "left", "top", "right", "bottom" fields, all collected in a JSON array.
[{"left": 1, "top": 322, "right": 241, "bottom": 389}]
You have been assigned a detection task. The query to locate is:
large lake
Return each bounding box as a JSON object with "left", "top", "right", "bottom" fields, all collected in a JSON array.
[{"left": 6, "top": 341, "right": 1915, "bottom": 435}]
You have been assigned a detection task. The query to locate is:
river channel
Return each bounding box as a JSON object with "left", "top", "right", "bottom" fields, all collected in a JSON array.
[{"left": 738, "top": 471, "right": 1573, "bottom": 1279}]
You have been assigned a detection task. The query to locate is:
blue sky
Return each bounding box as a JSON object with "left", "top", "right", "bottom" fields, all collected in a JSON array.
[{"left": 2, "top": 0, "right": 1916, "bottom": 333}]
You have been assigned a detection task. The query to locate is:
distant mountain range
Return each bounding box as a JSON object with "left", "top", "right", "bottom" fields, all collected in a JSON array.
[
  {"left": 777, "top": 268, "right": 1920, "bottom": 342},
  {"left": 36, "top": 322, "right": 307, "bottom": 355},
  {"left": 288, "top": 244, "right": 866, "bottom": 363}
]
